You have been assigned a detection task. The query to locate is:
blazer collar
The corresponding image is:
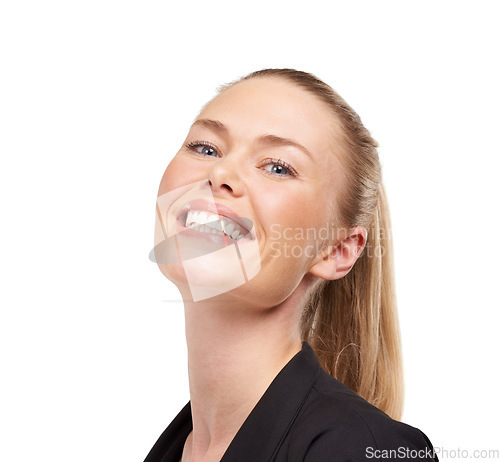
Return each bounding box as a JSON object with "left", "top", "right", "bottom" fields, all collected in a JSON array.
[{"left": 158, "top": 342, "right": 321, "bottom": 462}]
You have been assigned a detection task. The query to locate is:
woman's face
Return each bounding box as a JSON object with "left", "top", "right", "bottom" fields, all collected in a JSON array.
[{"left": 156, "top": 77, "right": 347, "bottom": 307}]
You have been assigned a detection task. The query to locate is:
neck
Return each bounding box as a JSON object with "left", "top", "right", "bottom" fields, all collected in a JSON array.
[{"left": 181, "top": 289, "right": 306, "bottom": 461}]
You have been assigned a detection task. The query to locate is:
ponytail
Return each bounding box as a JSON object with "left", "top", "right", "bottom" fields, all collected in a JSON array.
[{"left": 301, "top": 181, "right": 403, "bottom": 420}]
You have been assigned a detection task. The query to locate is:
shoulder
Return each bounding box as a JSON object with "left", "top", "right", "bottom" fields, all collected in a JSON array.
[{"left": 286, "top": 369, "right": 437, "bottom": 461}]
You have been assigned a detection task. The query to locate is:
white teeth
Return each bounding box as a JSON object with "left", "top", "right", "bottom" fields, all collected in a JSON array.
[
  {"left": 198, "top": 211, "right": 208, "bottom": 224},
  {"left": 224, "top": 223, "right": 235, "bottom": 235},
  {"left": 184, "top": 209, "right": 249, "bottom": 240},
  {"left": 186, "top": 210, "right": 218, "bottom": 227}
]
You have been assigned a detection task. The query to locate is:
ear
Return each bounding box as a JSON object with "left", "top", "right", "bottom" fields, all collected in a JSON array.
[{"left": 308, "top": 226, "right": 367, "bottom": 281}]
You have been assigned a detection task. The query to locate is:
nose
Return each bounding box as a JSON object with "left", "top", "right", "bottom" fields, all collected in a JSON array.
[
  {"left": 208, "top": 178, "right": 232, "bottom": 193},
  {"left": 207, "top": 154, "right": 244, "bottom": 197}
]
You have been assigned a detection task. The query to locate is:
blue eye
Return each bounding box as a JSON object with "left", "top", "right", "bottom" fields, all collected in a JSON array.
[
  {"left": 260, "top": 158, "right": 298, "bottom": 178},
  {"left": 185, "top": 141, "right": 219, "bottom": 157},
  {"left": 264, "top": 164, "right": 289, "bottom": 176}
]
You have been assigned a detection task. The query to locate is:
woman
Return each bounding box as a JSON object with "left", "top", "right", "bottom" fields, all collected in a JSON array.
[{"left": 145, "top": 69, "right": 438, "bottom": 461}]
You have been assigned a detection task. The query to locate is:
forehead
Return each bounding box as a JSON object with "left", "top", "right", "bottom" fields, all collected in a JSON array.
[{"left": 197, "top": 77, "right": 342, "bottom": 158}]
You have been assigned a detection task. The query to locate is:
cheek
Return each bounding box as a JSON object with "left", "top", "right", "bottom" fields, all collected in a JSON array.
[
  {"left": 158, "top": 154, "right": 202, "bottom": 196},
  {"left": 256, "top": 183, "right": 337, "bottom": 283},
  {"left": 158, "top": 158, "right": 179, "bottom": 197},
  {"left": 258, "top": 186, "right": 322, "bottom": 248}
]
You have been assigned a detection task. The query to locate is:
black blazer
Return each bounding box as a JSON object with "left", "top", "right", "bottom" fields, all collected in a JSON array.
[{"left": 144, "top": 342, "right": 438, "bottom": 461}]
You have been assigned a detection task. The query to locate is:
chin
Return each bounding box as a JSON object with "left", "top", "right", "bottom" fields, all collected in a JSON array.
[
  {"left": 157, "top": 260, "right": 254, "bottom": 303},
  {"left": 157, "top": 263, "right": 187, "bottom": 285}
]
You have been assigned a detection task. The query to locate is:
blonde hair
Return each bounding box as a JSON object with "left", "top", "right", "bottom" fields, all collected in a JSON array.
[{"left": 216, "top": 69, "right": 403, "bottom": 420}]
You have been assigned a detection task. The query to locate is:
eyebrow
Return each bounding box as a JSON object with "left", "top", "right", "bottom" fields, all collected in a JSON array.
[{"left": 191, "top": 118, "right": 313, "bottom": 159}]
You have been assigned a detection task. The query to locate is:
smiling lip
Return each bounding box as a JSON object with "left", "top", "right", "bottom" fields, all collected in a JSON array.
[{"left": 175, "top": 198, "right": 254, "bottom": 240}]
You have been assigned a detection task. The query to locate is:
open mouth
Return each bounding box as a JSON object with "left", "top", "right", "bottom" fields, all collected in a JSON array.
[{"left": 175, "top": 199, "right": 255, "bottom": 243}]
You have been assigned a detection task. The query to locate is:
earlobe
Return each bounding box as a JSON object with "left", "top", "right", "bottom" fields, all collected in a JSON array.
[{"left": 308, "top": 226, "right": 367, "bottom": 281}]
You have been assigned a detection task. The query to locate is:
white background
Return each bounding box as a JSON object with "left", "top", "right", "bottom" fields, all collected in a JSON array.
[{"left": 1, "top": 1, "right": 499, "bottom": 461}]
